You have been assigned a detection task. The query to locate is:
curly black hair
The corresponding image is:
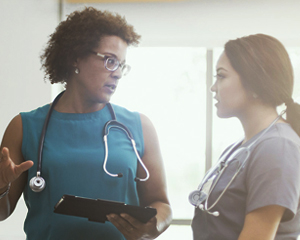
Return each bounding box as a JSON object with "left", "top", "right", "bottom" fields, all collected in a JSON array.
[{"left": 40, "top": 7, "right": 141, "bottom": 84}]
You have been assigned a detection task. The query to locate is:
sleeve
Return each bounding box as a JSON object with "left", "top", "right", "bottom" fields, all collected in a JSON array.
[{"left": 246, "top": 137, "right": 300, "bottom": 221}]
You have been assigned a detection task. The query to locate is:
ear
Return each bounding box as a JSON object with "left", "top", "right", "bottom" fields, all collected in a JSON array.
[
  {"left": 252, "top": 93, "right": 258, "bottom": 99},
  {"left": 73, "top": 57, "right": 81, "bottom": 67},
  {"left": 73, "top": 60, "right": 78, "bottom": 68}
]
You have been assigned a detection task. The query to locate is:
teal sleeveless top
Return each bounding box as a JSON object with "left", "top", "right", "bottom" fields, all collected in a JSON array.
[{"left": 20, "top": 103, "right": 144, "bottom": 240}]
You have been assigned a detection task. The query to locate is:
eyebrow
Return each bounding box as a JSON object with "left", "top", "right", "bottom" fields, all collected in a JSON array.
[
  {"left": 216, "top": 67, "right": 228, "bottom": 72},
  {"left": 103, "top": 52, "right": 116, "bottom": 57}
]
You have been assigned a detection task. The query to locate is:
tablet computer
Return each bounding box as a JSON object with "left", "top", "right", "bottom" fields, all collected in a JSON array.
[{"left": 54, "top": 194, "right": 157, "bottom": 223}]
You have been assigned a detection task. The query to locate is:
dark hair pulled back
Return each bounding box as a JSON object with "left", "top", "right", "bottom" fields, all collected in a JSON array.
[{"left": 224, "top": 34, "right": 300, "bottom": 136}]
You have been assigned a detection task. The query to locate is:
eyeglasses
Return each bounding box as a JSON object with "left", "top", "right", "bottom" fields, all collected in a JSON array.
[{"left": 91, "top": 51, "right": 131, "bottom": 76}]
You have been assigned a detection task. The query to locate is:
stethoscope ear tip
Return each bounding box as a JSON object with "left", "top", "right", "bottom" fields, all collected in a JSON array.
[
  {"left": 117, "top": 173, "right": 123, "bottom": 178},
  {"left": 212, "top": 211, "right": 219, "bottom": 217}
]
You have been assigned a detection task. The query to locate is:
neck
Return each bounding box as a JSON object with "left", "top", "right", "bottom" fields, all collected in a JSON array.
[
  {"left": 53, "top": 88, "right": 106, "bottom": 114},
  {"left": 238, "top": 105, "right": 283, "bottom": 144}
]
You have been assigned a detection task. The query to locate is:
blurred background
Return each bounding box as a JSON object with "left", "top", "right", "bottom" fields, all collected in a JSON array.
[{"left": 1, "top": 0, "right": 300, "bottom": 239}]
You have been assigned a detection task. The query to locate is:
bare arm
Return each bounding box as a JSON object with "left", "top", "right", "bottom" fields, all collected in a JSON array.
[
  {"left": 107, "top": 113, "right": 172, "bottom": 239},
  {"left": 238, "top": 205, "right": 285, "bottom": 240},
  {"left": 0, "top": 114, "right": 34, "bottom": 220},
  {"left": 137, "top": 113, "right": 172, "bottom": 236}
]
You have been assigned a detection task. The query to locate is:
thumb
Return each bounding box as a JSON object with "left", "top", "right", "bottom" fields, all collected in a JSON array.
[{"left": 14, "top": 161, "right": 34, "bottom": 177}]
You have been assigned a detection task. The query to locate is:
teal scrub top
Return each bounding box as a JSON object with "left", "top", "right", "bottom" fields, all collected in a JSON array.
[{"left": 21, "top": 103, "right": 144, "bottom": 240}]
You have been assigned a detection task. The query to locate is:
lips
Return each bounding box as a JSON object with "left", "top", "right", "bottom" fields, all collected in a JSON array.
[
  {"left": 213, "top": 97, "right": 219, "bottom": 106},
  {"left": 104, "top": 83, "right": 117, "bottom": 91}
]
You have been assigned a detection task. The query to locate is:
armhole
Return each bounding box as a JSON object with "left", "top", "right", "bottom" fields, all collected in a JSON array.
[
  {"left": 109, "top": 104, "right": 145, "bottom": 157},
  {"left": 136, "top": 112, "right": 145, "bottom": 157},
  {"left": 20, "top": 113, "right": 27, "bottom": 160}
]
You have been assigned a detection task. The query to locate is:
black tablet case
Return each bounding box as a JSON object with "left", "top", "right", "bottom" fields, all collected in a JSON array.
[{"left": 54, "top": 194, "right": 157, "bottom": 223}]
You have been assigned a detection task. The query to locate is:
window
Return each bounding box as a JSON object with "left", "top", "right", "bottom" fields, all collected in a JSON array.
[{"left": 112, "top": 47, "right": 207, "bottom": 238}]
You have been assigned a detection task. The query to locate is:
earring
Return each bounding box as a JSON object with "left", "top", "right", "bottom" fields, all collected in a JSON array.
[{"left": 75, "top": 68, "right": 79, "bottom": 74}]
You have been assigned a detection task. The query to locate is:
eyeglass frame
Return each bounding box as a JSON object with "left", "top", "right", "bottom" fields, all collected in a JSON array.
[{"left": 90, "top": 51, "right": 131, "bottom": 76}]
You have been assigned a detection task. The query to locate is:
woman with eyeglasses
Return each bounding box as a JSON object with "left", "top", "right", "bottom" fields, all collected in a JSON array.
[
  {"left": 191, "top": 34, "right": 300, "bottom": 240},
  {"left": 0, "top": 7, "right": 172, "bottom": 240}
]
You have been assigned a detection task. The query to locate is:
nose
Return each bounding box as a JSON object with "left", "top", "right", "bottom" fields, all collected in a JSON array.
[
  {"left": 210, "top": 81, "right": 217, "bottom": 93},
  {"left": 110, "top": 66, "right": 123, "bottom": 80}
]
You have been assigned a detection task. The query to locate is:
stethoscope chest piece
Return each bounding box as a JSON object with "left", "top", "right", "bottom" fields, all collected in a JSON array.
[
  {"left": 29, "top": 174, "right": 46, "bottom": 192},
  {"left": 189, "top": 190, "right": 207, "bottom": 207}
]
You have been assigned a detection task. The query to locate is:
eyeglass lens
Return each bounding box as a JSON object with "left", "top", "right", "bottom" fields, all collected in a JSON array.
[
  {"left": 105, "top": 57, "right": 130, "bottom": 75},
  {"left": 106, "top": 58, "right": 118, "bottom": 71}
]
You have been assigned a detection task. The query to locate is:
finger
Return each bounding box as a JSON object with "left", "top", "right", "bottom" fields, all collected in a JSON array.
[
  {"left": 14, "top": 161, "right": 34, "bottom": 176},
  {"left": 1, "top": 147, "right": 11, "bottom": 162},
  {"left": 1, "top": 147, "right": 33, "bottom": 175},
  {"left": 107, "top": 215, "right": 136, "bottom": 240},
  {"left": 107, "top": 214, "right": 133, "bottom": 231},
  {"left": 120, "top": 213, "right": 141, "bottom": 227}
]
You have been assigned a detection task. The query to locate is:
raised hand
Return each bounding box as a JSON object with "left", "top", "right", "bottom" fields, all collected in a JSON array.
[{"left": 0, "top": 147, "right": 33, "bottom": 191}]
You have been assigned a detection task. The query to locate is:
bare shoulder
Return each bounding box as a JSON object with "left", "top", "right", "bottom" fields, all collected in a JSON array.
[
  {"left": 139, "top": 112, "right": 153, "bottom": 127},
  {"left": 2, "top": 114, "right": 23, "bottom": 141},
  {"left": 138, "top": 113, "right": 160, "bottom": 150},
  {"left": 7, "top": 114, "right": 23, "bottom": 130},
  {"left": 139, "top": 113, "right": 157, "bottom": 137}
]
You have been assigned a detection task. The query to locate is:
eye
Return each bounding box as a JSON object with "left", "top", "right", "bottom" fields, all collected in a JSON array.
[
  {"left": 106, "top": 57, "right": 117, "bottom": 67},
  {"left": 214, "top": 74, "right": 225, "bottom": 80}
]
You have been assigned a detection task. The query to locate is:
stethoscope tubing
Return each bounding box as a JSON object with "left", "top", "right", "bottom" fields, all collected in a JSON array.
[
  {"left": 204, "top": 148, "right": 250, "bottom": 213},
  {"left": 30, "top": 91, "right": 65, "bottom": 192},
  {"left": 30, "top": 91, "right": 150, "bottom": 192},
  {"left": 192, "top": 110, "right": 286, "bottom": 216},
  {"left": 103, "top": 124, "right": 150, "bottom": 181},
  {"left": 37, "top": 91, "right": 64, "bottom": 175}
]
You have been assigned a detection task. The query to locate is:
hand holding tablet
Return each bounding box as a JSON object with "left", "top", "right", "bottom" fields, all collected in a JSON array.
[{"left": 54, "top": 195, "right": 157, "bottom": 223}]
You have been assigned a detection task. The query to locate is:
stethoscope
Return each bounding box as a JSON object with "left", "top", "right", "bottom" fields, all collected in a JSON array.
[
  {"left": 189, "top": 111, "right": 285, "bottom": 217},
  {"left": 29, "top": 91, "right": 150, "bottom": 192}
]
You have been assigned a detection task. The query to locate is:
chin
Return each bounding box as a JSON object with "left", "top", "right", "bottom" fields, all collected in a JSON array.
[
  {"left": 216, "top": 109, "right": 234, "bottom": 119},
  {"left": 95, "top": 94, "right": 113, "bottom": 104},
  {"left": 98, "top": 98, "right": 111, "bottom": 104}
]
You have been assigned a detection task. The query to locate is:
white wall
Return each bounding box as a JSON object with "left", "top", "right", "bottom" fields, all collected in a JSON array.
[
  {"left": 64, "top": 0, "right": 300, "bottom": 48},
  {"left": 0, "top": 0, "right": 58, "bottom": 138},
  {"left": 1, "top": 0, "right": 300, "bottom": 238},
  {"left": 0, "top": 0, "right": 58, "bottom": 238}
]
